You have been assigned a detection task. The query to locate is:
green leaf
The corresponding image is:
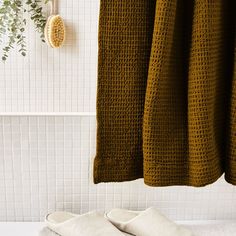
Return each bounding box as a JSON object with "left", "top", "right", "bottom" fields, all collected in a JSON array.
[{"left": 0, "top": 0, "right": 48, "bottom": 61}]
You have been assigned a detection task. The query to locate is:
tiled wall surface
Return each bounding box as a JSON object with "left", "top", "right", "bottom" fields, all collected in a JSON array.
[
  {"left": 0, "top": 0, "right": 236, "bottom": 223},
  {"left": 0, "top": 116, "right": 236, "bottom": 222},
  {"left": 0, "top": 0, "right": 99, "bottom": 112}
]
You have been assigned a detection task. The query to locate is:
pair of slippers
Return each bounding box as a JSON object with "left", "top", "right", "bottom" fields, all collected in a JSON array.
[{"left": 44, "top": 207, "right": 194, "bottom": 236}]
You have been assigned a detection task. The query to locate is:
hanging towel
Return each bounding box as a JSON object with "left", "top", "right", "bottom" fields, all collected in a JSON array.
[{"left": 94, "top": 0, "right": 236, "bottom": 186}]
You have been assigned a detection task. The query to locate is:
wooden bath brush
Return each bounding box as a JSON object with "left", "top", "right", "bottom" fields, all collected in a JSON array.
[{"left": 44, "top": 0, "right": 65, "bottom": 48}]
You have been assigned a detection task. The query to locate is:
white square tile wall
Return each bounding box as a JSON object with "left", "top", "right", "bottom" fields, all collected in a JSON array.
[
  {"left": 0, "top": 0, "right": 99, "bottom": 112},
  {"left": 0, "top": 116, "right": 236, "bottom": 222}
]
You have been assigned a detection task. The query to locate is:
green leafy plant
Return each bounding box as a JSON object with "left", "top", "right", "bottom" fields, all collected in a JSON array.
[{"left": 0, "top": 0, "right": 48, "bottom": 61}]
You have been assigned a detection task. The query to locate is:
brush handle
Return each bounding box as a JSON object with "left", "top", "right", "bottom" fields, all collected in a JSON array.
[{"left": 50, "top": 0, "right": 57, "bottom": 15}]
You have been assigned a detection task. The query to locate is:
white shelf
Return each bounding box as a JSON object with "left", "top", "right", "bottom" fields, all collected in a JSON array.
[
  {"left": 0, "top": 222, "right": 44, "bottom": 236},
  {"left": 1, "top": 221, "right": 236, "bottom": 236},
  {"left": 0, "top": 112, "right": 96, "bottom": 116}
]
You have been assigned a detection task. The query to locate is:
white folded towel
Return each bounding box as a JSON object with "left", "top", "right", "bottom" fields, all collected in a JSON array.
[
  {"left": 105, "top": 207, "right": 194, "bottom": 236},
  {"left": 45, "top": 211, "right": 127, "bottom": 236},
  {"left": 186, "top": 222, "right": 236, "bottom": 236},
  {"left": 39, "top": 227, "right": 57, "bottom": 236},
  {"left": 39, "top": 226, "right": 132, "bottom": 236}
]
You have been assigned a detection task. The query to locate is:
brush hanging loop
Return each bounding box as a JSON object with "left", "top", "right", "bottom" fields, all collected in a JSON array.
[{"left": 49, "top": 0, "right": 57, "bottom": 15}]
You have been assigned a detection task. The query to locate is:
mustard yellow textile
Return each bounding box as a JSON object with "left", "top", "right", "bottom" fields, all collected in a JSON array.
[{"left": 94, "top": 0, "right": 236, "bottom": 186}]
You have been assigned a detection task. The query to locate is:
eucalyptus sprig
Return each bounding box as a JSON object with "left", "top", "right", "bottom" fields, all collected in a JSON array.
[
  {"left": 0, "top": 0, "right": 27, "bottom": 61},
  {"left": 0, "top": 0, "right": 48, "bottom": 61},
  {"left": 27, "top": 0, "right": 48, "bottom": 42}
]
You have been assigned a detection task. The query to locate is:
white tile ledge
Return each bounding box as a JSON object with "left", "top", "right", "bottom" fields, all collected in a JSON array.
[
  {"left": 0, "top": 112, "right": 96, "bottom": 116},
  {"left": 0, "top": 222, "right": 44, "bottom": 236},
  {"left": 1, "top": 221, "right": 236, "bottom": 236}
]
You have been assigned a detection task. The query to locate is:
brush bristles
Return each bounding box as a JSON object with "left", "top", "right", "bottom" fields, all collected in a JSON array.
[{"left": 47, "top": 15, "right": 65, "bottom": 48}]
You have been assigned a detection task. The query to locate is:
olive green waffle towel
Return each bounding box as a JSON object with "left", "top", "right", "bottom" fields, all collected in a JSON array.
[{"left": 94, "top": 0, "right": 236, "bottom": 187}]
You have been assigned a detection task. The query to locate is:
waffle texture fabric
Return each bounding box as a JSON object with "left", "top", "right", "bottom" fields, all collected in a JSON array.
[{"left": 94, "top": 0, "right": 236, "bottom": 187}]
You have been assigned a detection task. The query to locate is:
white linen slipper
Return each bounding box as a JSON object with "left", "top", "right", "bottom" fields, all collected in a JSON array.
[
  {"left": 45, "top": 211, "right": 126, "bottom": 236},
  {"left": 105, "top": 207, "right": 194, "bottom": 236}
]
